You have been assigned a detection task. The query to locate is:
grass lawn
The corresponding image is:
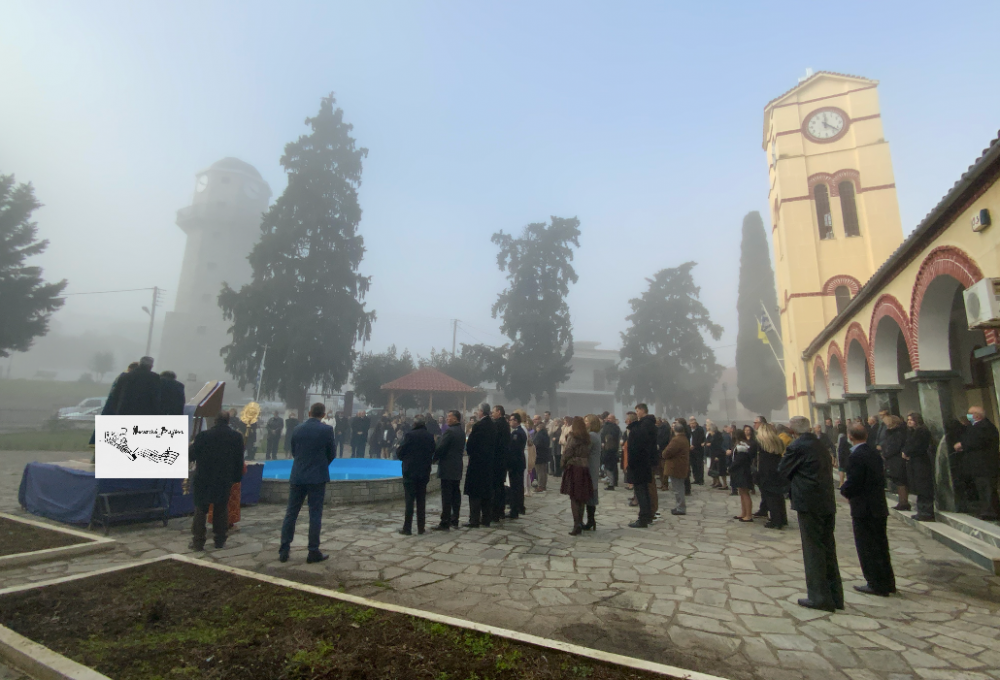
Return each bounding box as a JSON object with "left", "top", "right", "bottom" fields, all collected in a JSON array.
[
  {"left": 0, "top": 429, "right": 92, "bottom": 451},
  {"left": 0, "top": 560, "right": 667, "bottom": 680}
]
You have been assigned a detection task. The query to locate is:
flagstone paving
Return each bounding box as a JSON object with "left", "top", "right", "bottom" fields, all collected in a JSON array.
[{"left": 2, "top": 449, "right": 1000, "bottom": 680}]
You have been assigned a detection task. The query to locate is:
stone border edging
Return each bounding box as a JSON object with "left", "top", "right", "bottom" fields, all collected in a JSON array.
[
  {"left": 0, "top": 513, "right": 115, "bottom": 571},
  {"left": 0, "top": 625, "right": 111, "bottom": 680},
  {"left": 0, "top": 554, "right": 729, "bottom": 680}
]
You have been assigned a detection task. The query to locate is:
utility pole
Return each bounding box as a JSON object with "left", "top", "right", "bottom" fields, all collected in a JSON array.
[
  {"left": 451, "top": 319, "right": 459, "bottom": 356},
  {"left": 142, "top": 286, "right": 163, "bottom": 357}
]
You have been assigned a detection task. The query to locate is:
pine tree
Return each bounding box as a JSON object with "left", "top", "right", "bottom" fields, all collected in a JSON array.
[
  {"left": 735, "top": 211, "right": 784, "bottom": 419},
  {"left": 352, "top": 345, "right": 416, "bottom": 410},
  {"left": 615, "top": 262, "right": 723, "bottom": 416},
  {"left": 219, "top": 94, "right": 374, "bottom": 413},
  {"left": 490, "top": 216, "right": 580, "bottom": 410},
  {"left": 0, "top": 175, "right": 67, "bottom": 358}
]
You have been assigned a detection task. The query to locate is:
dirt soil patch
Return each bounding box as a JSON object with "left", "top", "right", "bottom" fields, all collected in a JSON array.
[
  {"left": 0, "top": 560, "right": 676, "bottom": 680},
  {"left": 0, "top": 517, "right": 89, "bottom": 557}
]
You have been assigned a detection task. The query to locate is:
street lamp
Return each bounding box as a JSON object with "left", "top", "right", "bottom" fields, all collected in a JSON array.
[{"left": 141, "top": 287, "right": 164, "bottom": 357}]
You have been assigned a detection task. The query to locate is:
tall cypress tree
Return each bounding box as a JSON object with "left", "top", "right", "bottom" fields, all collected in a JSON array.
[
  {"left": 735, "top": 211, "right": 784, "bottom": 418},
  {"left": 219, "top": 94, "right": 374, "bottom": 413}
]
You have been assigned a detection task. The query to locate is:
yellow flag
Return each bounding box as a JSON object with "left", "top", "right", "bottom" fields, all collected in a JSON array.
[{"left": 757, "top": 320, "right": 770, "bottom": 345}]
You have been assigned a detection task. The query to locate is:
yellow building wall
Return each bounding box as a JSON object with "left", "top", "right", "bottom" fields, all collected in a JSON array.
[{"left": 764, "top": 74, "right": 905, "bottom": 417}]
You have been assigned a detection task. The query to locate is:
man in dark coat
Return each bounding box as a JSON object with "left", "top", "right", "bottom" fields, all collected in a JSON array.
[
  {"left": 600, "top": 416, "right": 621, "bottom": 490},
  {"left": 158, "top": 371, "right": 186, "bottom": 415},
  {"left": 688, "top": 417, "right": 706, "bottom": 488},
  {"left": 841, "top": 422, "right": 896, "bottom": 597},
  {"left": 115, "top": 356, "right": 161, "bottom": 415},
  {"left": 507, "top": 413, "right": 528, "bottom": 519},
  {"left": 396, "top": 418, "right": 436, "bottom": 535},
  {"left": 628, "top": 404, "right": 658, "bottom": 528},
  {"left": 264, "top": 411, "right": 284, "bottom": 460},
  {"left": 778, "top": 416, "right": 844, "bottom": 612},
  {"left": 463, "top": 404, "right": 496, "bottom": 527},
  {"left": 284, "top": 411, "right": 300, "bottom": 457},
  {"left": 279, "top": 403, "right": 335, "bottom": 564},
  {"left": 425, "top": 413, "right": 442, "bottom": 438},
  {"left": 333, "top": 411, "right": 348, "bottom": 458},
  {"left": 88, "top": 362, "right": 138, "bottom": 450},
  {"left": 955, "top": 406, "right": 1000, "bottom": 520},
  {"left": 350, "top": 410, "right": 371, "bottom": 458},
  {"left": 432, "top": 410, "right": 466, "bottom": 531},
  {"left": 491, "top": 405, "right": 511, "bottom": 524},
  {"left": 533, "top": 424, "right": 551, "bottom": 492},
  {"left": 189, "top": 411, "right": 244, "bottom": 550}
]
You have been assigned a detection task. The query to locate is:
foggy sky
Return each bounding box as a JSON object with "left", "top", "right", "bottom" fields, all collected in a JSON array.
[{"left": 3, "top": 0, "right": 999, "bottom": 375}]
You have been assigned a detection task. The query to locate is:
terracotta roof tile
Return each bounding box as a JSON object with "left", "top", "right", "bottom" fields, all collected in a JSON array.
[{"left": 381, "top": 367, "right": 477, "bottom": 393}]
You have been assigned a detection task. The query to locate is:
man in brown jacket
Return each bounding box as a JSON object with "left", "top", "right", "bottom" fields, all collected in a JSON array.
[{"left": 662, "top": 423, "right": 691, "bottom": 515}]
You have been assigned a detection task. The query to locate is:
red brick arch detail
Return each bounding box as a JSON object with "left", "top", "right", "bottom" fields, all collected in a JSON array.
[
  {"left": 827, "top": 341, "right": 848, "bottom": 393},
  {"left": 813, "top": 355, "right": 829, "bottom": 400},
  {"left": 909, "top": 246, "right": 997, "bottom": 365},
  {"left": 868, "top": 294, "right": 915, "bottom": 371},
  {"left": 808, "top": 169, "right": 861, "bottom": 197},
  {"left": 844, "top": 322, "right": 873, "bottom": 380},
  {"left": 822, "top": 275, "right": 862, "bottom": 296}
]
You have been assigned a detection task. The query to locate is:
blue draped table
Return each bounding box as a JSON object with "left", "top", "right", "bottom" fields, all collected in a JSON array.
[{"left": 18, "top": 462, "right": 264, "bottom": 526}]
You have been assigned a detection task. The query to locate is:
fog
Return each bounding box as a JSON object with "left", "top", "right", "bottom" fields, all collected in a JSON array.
[{"left": 3, "top": 0, "right": 999, "bottom": 381}]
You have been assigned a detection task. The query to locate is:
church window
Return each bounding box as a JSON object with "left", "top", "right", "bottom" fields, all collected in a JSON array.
[
  {"left": 814, "top": 184, "right": 834, "bottom": 239},
  {"left": 839, "top": 181, "right": 860, "bottom": 237},
  {"left": 835, "top": 286, "right": 851, "bottom": 314}
]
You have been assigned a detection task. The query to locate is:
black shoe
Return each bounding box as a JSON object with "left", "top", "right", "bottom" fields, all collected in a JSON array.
[
  {"left": 797, "top": 598, "right": 835, "bottom": 612},
  {"left": 911, "top": 514, "right": 935, "bottom": 522},
  {"left": 628, "top": 520, "right": 649, "bottom": 528},
  {"left": 214, "top": 540, "right": 226, "bottom": 550},
  {"left": 278, "top": 551, "right": 289, "bottom": 563},
  {"left": 398, "top": 528, "right": 412, "bottom": 536},
  {"left": 463, "top": 522, "right": 480, "bottom": 528},
  {"left": 670, "top": 509, "right": 686, "bottom": 515},
  {"left": 450, "top": 520, "right": 459, "bottom": 528},
  {"left": 764, "top": 522, "right": 783, "bottom": 529},
  {"left": 417, "top": 528, "right": 425, "bottom": 535},
  {"left": 482, "top": 522, "right": 491, "bottom": 527},
  {"left": 894, "top": 503, "right": 912, "bottom": 511},
  {"left": 854, "top": 584, "right": 890, "bottom": 597},
  {"left": 306, "top": 552, "right": 329, "bottom": 564},
  {"left": 569, "top": 524, "right": 583, "bottom": 536},
  {"left": 753, "top": 511, "right": 768, "bottom": 518},
  {"left": 431, "top": 524, "right": 450, "bottom": 532},
  {"left": 188, "top": 541, "right": 204, "bottom": 551}
]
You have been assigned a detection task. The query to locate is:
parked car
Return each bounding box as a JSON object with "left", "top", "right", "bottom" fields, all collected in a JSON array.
[{"left": 58, "top": 397, "right": 107, "bottom": 421}]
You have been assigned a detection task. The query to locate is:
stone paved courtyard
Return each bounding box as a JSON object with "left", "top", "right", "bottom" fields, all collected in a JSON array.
[{"left": 2, "top": 450, "right": 1000, "bottom": 680}]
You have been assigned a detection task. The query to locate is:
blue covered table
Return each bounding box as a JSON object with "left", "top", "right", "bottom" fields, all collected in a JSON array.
[{"left": 18, "top": 461, "right": 263, "bottom": 526}]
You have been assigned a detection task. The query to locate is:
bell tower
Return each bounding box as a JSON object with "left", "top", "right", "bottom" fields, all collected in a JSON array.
[
  {"left": 764, "top": 72, "right": 904, "bottom": 417},
  {"left": 158, "top": 158, "right": 271, "bottom": 388}
]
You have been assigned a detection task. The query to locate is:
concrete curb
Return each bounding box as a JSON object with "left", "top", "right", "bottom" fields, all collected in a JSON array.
[
  {"left": 0, "top": 513, "right": 115, "bottom": 571},
  {"left": 0, "top": 625, "right": 110, "bottom": 680},
  {"left": 0, "top": 554, "right": 729, "bottom": 680}
]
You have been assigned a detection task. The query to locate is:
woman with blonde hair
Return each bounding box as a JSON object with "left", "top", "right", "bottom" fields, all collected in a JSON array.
[
  {"left": 583, "top": 414, "right": 603, "bottom": 530},
  {"left": 560, "top": 417, "right": 593, "bottom": 535},
  {"left": 756, "top": 423, "right": 788, "bottom": 529}
]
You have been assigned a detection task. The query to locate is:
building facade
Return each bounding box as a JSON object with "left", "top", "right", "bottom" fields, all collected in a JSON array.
[
  {"left": 763, "top": 72, "right": 905, "bottom": 418},
  {"left": 158, "top": 158, "right": 271, "bottom": 390}
]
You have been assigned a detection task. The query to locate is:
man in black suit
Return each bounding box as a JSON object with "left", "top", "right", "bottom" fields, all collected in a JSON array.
[
  {"left": 279, "top": 402, "right": 335, "bottom": 564},
  {"left": 264, "top": 411, "right": 284, "bottom": 461},
  {"left": 431, "top": 410, "right": 466, "bottom": 531},
  {"left": 954, "top": 406, "right": 1000, "bottom": 521},
  {"left": 189, "top": 411, "right": 245, "bottom": 550},
  {"left": 463, "top": 404, "right": 496, "bottom": 527},
  {"left": 490, "top": 405, "right": 511, "bottom": 523},
  {"left": 350, "top": 410, "right": 370, "bottom": 458},
  {"left": 628, "top": 404, "right": 658, "bottom": 528},
  {"left": 778, "top": 416, "right": 844, "bottom": 612},
  {"left": 688, "top": 417, "right": 706, "bottom": 488},
  {"left": 841, "top": 422, "right": 896, "bottom": 596},
  {"left": 396, "top": 417, "right": 436, "bottom": 535},
  {"left": 507, "top": 413, "right": 528, "bottom": 519}
]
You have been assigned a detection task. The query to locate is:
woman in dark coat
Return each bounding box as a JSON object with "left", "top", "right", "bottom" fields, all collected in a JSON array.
[
  {"left": 706, "top": 424, "right": 728, "bottom": 490},
  {"left": 560, "top": 417, "right": 593, "bottom": 536},
  {"left": 756, "top": 423, "right": 788, "bottom": 529},
  {"left": 879, "top": 415, "right": 909, "bottom": 511},
  {"left": 902, "top": 412, "right": 934, "bottom": 521},
  {"left": 729, "top": 428, "right": 755, "bottom": 522}
]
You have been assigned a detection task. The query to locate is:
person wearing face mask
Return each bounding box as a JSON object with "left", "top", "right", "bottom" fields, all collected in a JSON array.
[{"left": 954, "top": 406, "right": 1000, "bottom": 521}]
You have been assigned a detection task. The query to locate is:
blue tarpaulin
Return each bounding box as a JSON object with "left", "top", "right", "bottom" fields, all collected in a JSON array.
[{"left": 18, "top": 462, "right": 264, "bottom": 526}]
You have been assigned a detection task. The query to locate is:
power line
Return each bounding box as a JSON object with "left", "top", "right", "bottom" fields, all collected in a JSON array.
[{"left": 58, "top": 287, "right": 166, "bottom": 298}]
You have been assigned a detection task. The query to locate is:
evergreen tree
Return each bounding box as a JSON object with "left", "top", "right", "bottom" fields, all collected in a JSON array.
[
  {"left": 615, "top": 262, "right": 723, "bottom": 415},
  {"left": 88, "top": 351, "right": 115, "bottom": 383},
  {"left": 0, "top": 175, "right": 67, "bottom": 358},
  {"left": 735, "top": 211, "right": 784, "bottom": 418},
  {"left": 219, "top": 94, "right": 374, "bottom": 413},
  {"left": 490, "top": 216, "right": 580, "bottom": 409},
  {"left": 419, "top": 346, "right": 490, "bottom": 410},
  {"left": 352, "top": 345, "right": 416, "bottom": 410}
]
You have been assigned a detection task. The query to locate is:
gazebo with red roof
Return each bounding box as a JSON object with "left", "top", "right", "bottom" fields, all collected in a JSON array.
[{"left": 380, "top": 367, "right": 478, "bottom": 413}]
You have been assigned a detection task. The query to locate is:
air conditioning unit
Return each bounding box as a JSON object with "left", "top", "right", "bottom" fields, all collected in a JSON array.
[{"left": 963, "top": 278, "right": 1000, "bottom": 328}]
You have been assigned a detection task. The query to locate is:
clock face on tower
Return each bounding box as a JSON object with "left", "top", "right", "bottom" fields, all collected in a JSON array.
[{"left": 802, "top": 107, "right": 849, "bottom": 143}]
